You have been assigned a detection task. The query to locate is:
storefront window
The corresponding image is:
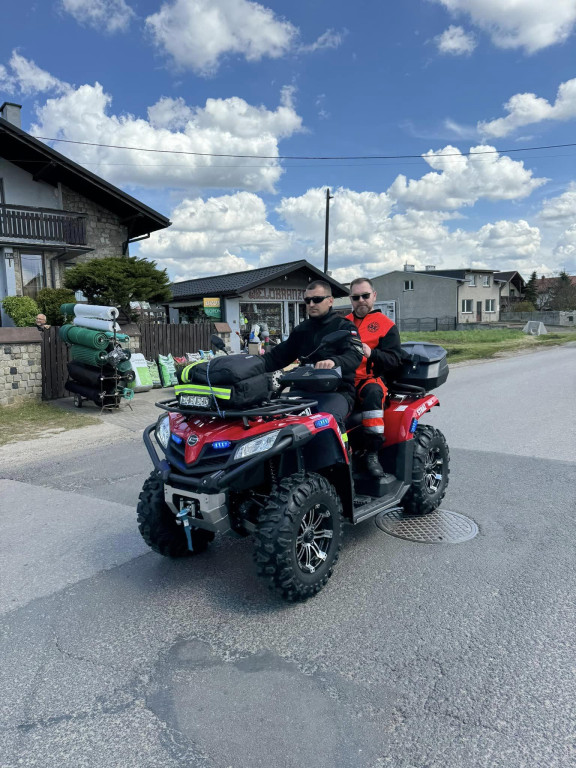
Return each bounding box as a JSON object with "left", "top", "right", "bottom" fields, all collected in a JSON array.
[
  {"left": 178, "top": 304, "right": 212, "bottom": 324},
  {"left": 240, "top": 302, "right": 283, "bottom": 343},
  {"left": 21, "top": 254, "right": 45, "bottom": 298}
]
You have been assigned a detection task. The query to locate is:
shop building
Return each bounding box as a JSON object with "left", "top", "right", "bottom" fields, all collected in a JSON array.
[{"left": 168, "top": 260, "right": 349, "bottom": 353}]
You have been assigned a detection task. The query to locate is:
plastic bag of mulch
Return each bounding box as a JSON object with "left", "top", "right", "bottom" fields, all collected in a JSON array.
[
  {"left": 146, "top": 359, "right": 162, "bottom": 388},
  {"left": 157, "top": 353, "right": 178, "bottom": 387}
]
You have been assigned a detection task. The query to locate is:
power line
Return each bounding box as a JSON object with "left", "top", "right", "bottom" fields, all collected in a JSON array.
[{"left": 30, "top": 135, "right": 576, "bottom": 161}]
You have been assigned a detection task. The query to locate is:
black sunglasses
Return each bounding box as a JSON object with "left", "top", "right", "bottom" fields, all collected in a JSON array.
[
  {"left": 350, "top": 292, "right": 372, "bottom": 301},
  {"left": 304, "top": 295, "right": 331, "bottom": 305}
]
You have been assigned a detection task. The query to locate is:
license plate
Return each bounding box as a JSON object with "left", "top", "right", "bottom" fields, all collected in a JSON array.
[{"left": 179, "top": 394, "right": 211, "bottom": 408}]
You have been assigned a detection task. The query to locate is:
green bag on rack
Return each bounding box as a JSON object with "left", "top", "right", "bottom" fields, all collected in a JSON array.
[{"left": 158, "top": 353, "right": 178, "bottom": 387}]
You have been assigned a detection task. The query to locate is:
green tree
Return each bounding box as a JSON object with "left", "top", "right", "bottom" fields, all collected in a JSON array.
[
  {"left": 549, "top": 271, "right": 576, "bottom": 311},
  {"left": 523, "top": 271, "right": 538, "bottom": 306},
  {"left": 36, "top": 287, "right": 77, "bottom": 326},
  {"left": 64, "top": 256, "right": 171, "bottom": 319},
  {"left": 1, "top": 296, "right": 40, "bottom": 326}
]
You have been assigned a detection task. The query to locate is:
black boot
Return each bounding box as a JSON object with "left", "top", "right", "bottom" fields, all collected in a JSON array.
[{"left": 366, "top": 452, "right": 385, "bottom": 477}]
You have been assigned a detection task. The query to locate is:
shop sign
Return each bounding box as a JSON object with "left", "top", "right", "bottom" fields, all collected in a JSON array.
[
  {"left": 203, "top": 297, "right": 221, "bottom": 319},
  {"left": 246, "top": 286, "right": 305, "bottom": 300}
]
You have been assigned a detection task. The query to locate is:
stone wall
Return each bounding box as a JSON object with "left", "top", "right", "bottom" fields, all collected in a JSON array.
[
  {"left": 0, "top": 329, "right": 43, "bottom": 406},
  {"left": 59, "top": 185, "right": 129, "bottom": 282}
]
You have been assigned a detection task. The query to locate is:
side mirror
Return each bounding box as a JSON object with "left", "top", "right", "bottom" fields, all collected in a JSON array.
[
  {"left": 210, "top": 334, "right": 226, "bottom": 350},
  {"left": 322, "top": 330, "right": 350, "bottom": 344}
]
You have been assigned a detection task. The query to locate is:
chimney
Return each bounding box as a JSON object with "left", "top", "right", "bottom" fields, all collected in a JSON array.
[
  {"left": 0, "top": 102, "right": 22, "bottom": 128},
  {"left": 403, "top": 264, "right": 415, "bottom": 272},
  {"left": 425, "top": 265, "right": 436, "bottom": 271}
]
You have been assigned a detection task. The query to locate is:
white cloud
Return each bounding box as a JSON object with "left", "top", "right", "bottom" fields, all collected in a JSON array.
[
  {"left": 145, "top": 0, "right": 297, "bottom": 75},
  {"left": 60, "top": 0, "right": 135, "bottom": 33},
  {"left": 299, "top": 28, "right": 346, "bottom": 53},
  {"left": 139, "top": 192, "right": 288, "bottom": 280},
  {"left": 0, "top": 64, "right": 15, "bottom": 93},
  {"left": 387, "top": 145, "right": 546, "bottom": 210},
  {"left": 479, "top": 78, "right": 576, "bottom": 138},
  {"left": 539, "top": 183, "right": 576, "bottom": 222},
  {"left": 432, "top": 0, "right": 576, "bottom": 53},
  {"left": 26, "top": 74, "right": 302, "bottom": 193},
  {"left": 6, "top": 51, "right": 68, "bottom": 96},
  {"left": 139, "top": 186, "right": 554, "bottom": 284},
  {"left": 435, "top": 25, "right": 476, "bottom": 55},
  {"left": 553, "top": 224, "right": 576, "bottom": 270}
]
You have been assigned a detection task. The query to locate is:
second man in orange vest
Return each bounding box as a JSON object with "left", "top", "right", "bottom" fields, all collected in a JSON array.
[{"left": 346, "top": 277, "right": 402, "bottom": 477}]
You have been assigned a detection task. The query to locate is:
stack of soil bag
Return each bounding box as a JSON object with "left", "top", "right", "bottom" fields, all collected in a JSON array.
[{"left": 59, "top": 303, "right": 135, "bottom": 408}]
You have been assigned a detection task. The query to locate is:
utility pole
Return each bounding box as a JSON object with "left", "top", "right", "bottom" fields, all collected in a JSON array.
[{"left": 324, "top": 187, "right": 334, "bottom": 273}]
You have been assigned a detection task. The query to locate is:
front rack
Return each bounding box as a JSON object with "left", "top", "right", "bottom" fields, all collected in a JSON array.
[{"left": 155, "top": 396, "right": 319, "bottom": 420}]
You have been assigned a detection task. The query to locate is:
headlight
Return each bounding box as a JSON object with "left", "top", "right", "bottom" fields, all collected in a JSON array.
[
  {"left": 234, "top": 430, "right": 280, "bottom": 460},
  {"left": 155, "top": 415, "right": 170, "bottom": 449}
]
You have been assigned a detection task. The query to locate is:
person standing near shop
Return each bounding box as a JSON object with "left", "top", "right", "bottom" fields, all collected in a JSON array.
[
  {"left": 346, "top": 277, "right": 402, "bottom": 477},
  {"left": 262, "top": 280, "right": 363, "bottom": 424}
]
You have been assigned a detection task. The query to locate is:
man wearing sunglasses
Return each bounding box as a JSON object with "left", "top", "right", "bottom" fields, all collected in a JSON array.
[
  {"left": 346, "top": 277, "right": 402, "bottom": 477},
  {"left": 263, "top": 280, "right": 363, "bottom": 423}
]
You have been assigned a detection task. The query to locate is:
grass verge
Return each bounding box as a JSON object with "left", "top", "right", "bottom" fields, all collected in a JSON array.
[
  {"left": 0, "top": 401, "right": 100, "bottom": 447},
  {"left": 399, "top": 329, "right": 576, "bottom": 362}
]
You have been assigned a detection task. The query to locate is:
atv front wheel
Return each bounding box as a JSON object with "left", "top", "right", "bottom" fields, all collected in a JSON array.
[
  {"left": 254, "top": 472, "right": 343, "bottom": 601},
  {"left": 137, "top": 472, "right": 215, "bottom": 557},
  {"left": 403, "top": 425, "right": 450, "bottom": 515}
]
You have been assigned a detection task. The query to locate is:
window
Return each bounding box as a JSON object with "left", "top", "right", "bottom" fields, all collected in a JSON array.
[
  {"left": 482, "top": 275, "right": 491, "bottom": 287},
  {"left": 485, "top": 299, "right": 495, "bottom": 313},
  {"left": 21, "top": 253, "right": 45, "bottom": 298},
  {"left": 462, "top": 299, "right": 473, "bottom": 313},
  {"left": 466, "top": 274, "right": 476, "bottom": 286},
  {"left": 403, "top": 280, "right": 414, "bottom": 291}
]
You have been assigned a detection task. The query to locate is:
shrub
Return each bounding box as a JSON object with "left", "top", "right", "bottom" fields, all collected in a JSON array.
[
  {"left": 512, "top": 301, "right": 536, "bottom": 312},
  {"left": 36, "top": 287, "right": 77, "bottom": 326},
  {"left": 1, "top": 296, "right": 40, "bottom": 327}
]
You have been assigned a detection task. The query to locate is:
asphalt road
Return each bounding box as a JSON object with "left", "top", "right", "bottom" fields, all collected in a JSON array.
[{"left": 1, "top": 344, "right": 575, "bottom": 768}]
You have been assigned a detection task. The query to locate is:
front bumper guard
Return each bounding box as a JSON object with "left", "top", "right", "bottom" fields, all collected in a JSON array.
[{"left": 143, "top": 424, "right": 305, "bottom": 493}]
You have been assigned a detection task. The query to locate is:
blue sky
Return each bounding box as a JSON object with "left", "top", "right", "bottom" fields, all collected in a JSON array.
[{"left": 2, "top": 0, "right": 576, "bottom": 283}]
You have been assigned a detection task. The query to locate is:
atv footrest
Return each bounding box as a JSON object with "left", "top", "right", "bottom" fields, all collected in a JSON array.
[{"left": 352, "top": 483, "right": 410, "bottom": 524}]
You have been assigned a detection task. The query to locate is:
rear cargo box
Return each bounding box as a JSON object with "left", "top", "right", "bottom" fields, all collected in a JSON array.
[{"left": 396, "top": 342, "right": 449, "bottom": 390}]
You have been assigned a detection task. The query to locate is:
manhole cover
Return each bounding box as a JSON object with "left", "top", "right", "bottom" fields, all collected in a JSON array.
[{"left": 375, "top": 508, "right": 478, "bottom": 543}]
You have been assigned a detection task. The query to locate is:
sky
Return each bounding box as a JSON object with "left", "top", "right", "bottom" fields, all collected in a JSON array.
[{"left": 1, "top": 0, "right": 576, "bottom": 285}]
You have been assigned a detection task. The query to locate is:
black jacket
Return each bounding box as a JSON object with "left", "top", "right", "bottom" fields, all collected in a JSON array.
[{"left": 263, "top": 310, "right": 363, "bottom": 404}]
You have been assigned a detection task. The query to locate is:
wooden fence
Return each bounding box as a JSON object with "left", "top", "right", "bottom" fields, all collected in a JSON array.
[
  {"left": 139, "top": 323, "right": 215, "bottom": 359},
  {"left": 40, "top": 327, "right": 70, "bottom": 400}
]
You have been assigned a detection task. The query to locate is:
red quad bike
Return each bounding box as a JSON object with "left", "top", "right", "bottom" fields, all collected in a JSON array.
[{"left": 138, "top": 332, "right": 450, "bottom": 601}]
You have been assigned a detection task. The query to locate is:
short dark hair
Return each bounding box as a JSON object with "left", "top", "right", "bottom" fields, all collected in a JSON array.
[
  {"left": 349, "top": 277, "right": 374, "bottom": 292},
  {"left": 306, "top": 280, "right": 332, "bottom": 294}
]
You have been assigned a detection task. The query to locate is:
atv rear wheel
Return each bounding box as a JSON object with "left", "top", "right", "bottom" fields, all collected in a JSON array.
[
  {"left": 254, "top": 472, "right": 343, "bottom": 601},
  {"left": 403, "top": 425, "right": 449, "bottom": 515},
  {"left": 137, "top": 471, "right": 215, "bottom": 557}
]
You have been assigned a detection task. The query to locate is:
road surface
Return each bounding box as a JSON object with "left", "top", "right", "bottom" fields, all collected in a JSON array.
[{"left": 1, "top": 344, "right": 575, "bottom": 767}]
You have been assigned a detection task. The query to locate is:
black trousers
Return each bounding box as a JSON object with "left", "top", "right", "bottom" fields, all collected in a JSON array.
[{"left": 291, "top": 390, "right": 351, "bottom": 426}]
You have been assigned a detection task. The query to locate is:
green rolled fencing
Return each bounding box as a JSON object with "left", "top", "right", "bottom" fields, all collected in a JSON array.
[
  {"left": 69, "top": 344, "right": 109, "bottom": 367},
  {"left": 60, "top": 303, "right": 76, "bottom": 317},
  {"left": 105, "top": 331, "right": 131, "bottom": 342},
  {"left": 59, "top": 324, "right": 108, "bottom": 350}
]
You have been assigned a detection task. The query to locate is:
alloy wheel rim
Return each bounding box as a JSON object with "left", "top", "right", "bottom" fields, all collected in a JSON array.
[
  {"left": 296, "top": 504, "right": 334, "bottom": 574},
  {"left": 424, "top": 447, "right": 443, "bottom": 494}
]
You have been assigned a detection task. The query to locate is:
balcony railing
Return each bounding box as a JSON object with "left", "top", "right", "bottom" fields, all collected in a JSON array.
[{"left": 0, "top": 204, "right": 87, "bottom": 246}]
